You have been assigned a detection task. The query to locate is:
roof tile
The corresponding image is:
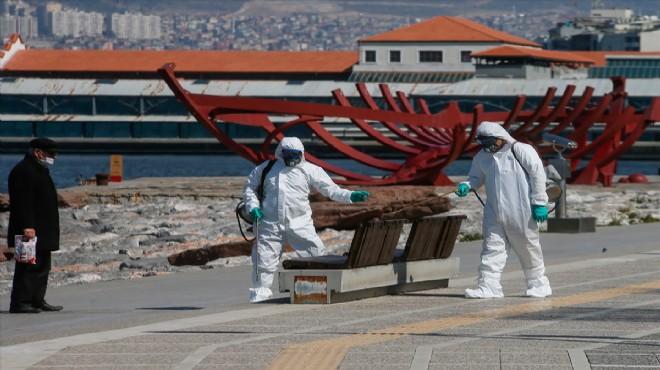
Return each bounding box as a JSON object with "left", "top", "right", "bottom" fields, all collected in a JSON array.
[
  {"left": 361, "top": 16, "right": 540, "bottom": 47},
  {"left": 3, "top": 50, "right": 358, "bottom": 73}
]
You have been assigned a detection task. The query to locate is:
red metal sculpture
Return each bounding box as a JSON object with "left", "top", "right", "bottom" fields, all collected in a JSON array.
[{"left": 158, "top": 63, "right": 659, "bottom": 187}]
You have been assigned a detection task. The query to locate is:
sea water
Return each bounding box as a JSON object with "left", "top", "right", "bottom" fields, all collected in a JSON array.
[{"left": 0, "top": 154, "right": 657, "bottom": 194}]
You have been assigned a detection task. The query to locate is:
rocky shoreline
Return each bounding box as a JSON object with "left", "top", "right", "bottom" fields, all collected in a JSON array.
[{"left": 1, "top": 176, "right": 659, "bottom": 296}]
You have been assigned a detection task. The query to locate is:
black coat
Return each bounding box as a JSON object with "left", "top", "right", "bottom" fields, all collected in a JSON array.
[{"left": 7, "top": 154, "right": 60, "bottom": 251}]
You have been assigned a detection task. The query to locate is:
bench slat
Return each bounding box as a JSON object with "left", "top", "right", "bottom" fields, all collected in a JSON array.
[
  {"left": 346, "top": 221, "right": 370, "bottom": 268},
  {"left": 348, "top": 220, "right": 404, "bottom": 268},
  {"left": 401, "top": 215, "right": 467, "bottom": 262},
  {"left": 439, "top": 216, "right": 464, "bottom": 258}
]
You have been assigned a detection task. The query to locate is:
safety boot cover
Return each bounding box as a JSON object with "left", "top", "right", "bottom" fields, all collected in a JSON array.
[
  {"left": 465, "top": 278, "right": 504, "bottom": 299},
  {"left": 525, "top": 276, "right": 552, "bottom": 298}
]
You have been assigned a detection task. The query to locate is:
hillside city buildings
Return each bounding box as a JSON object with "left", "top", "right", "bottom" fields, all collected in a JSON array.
[
  {"left": 1, "top": 0, "right": 160, "bottom": 42},
  {"left": 546, "top": 7, "right": 660, "bottom": 51},
  {"left": 2, "top": 0, "right": 659, "bottom": 52}
]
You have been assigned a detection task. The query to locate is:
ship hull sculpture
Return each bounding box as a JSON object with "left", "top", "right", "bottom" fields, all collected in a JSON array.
[{"left": 158, "top": 63, "right": 659, "bottom": 186}]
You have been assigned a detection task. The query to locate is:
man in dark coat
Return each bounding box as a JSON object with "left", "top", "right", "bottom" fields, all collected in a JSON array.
[{"left": 8, "top": 137, "right": 63, "bottom": 314}]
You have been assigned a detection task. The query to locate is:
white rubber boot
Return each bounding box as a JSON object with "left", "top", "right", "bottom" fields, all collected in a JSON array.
[
  {"left": 248, "top": 287, "right": 273, "bottom": 303},
  {"left": 526, "top": 276, "right": 552, "bottom": 298},
  {"left": 465, "top": 278, "right": 504, "bottom": 299}
]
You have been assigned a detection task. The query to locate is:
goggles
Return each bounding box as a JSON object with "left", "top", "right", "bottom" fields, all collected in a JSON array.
[
  {"left": 476, "top": 136, "right": 498, "bottom": 147},
  {"left": 282, "top": 149, "right": 303, "bottom": 167},
  {"left": 476, "top": 136, "right": 503, "bottom": 153}
]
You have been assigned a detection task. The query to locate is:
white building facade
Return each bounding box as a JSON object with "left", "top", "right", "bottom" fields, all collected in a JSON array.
[
  {"left": 0, "top": 14, "right": 37, "bottom": 38},
  {"left": 50, "top": 9, "right": 103, "bottom": 37},
  {"left": 111, "top": 13, "right": 161, "bottom": 40}
]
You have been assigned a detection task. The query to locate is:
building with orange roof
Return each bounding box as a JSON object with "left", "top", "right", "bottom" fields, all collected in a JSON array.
[{"left": 351, "top": 16, "right": 542, "bottom": 83}]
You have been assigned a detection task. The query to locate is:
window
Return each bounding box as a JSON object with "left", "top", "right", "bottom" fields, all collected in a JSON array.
[
  {"left": 365, "top": 50, "right": 376, "bottom": 63},
  {"left": 389, "top": 50, "right": 401, "bottom": 63},
  {"left": 419, "top": 50, "right": 443, "bottom": 63},
  {"left": 461, "top": 50, "right": 472, "bottom": 63}
]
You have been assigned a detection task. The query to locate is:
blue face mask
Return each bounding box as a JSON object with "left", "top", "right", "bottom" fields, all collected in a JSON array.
[
  {"left": 476, "top": 136, "right": 502, "bottom": 153},
  {"left": 282, "top": 149, "right": 303, "bottom": 167}
]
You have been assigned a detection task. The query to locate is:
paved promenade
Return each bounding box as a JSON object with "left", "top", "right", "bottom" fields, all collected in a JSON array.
[{"left": 2, "top": 218, "right": 659, "bottom": 369}]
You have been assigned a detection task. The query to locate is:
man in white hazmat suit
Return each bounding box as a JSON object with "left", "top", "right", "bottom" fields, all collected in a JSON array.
[
  {"left": 454, "top": 122, "right": 552, "bottom": 299},
  {"left": 243, "top": 137, "right": 370, "bottom": 303}
]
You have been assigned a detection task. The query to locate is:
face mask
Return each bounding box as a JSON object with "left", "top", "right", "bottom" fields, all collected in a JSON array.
[
  {"left": 38, "top": 157, "right": 55, "bottom": 168},
  {"left": 282, "top": 149, "right": 302, "bottom": 167},
  {"left": 477, "top": 136, "right": 502, "bottom": 153}
]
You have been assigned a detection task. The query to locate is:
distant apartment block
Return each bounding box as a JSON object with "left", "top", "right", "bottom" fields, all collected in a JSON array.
[
  {"left": 0, "top": 13, "right": 37, "bottom": 37},
  {"left": 50, "top": 9, "right": 103, "bottom": 37},
  {"left": 111, "top": 13, "right": 161, "bottom": 40},
  {"left": 1, "top": 0, "right": 38, "bottom": 39}
]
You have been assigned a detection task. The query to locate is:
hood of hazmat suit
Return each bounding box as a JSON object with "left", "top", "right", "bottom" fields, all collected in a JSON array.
[{"left": 276, "top": 137, "right": 306, "bottom": 167}]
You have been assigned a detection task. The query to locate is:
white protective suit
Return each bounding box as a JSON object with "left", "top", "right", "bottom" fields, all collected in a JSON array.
[
  {"left": 243, "top": 137, "right": 354, "bottom": 302},
  {"left": 461, "top": 122, "right": 552, "bottom": 298}
]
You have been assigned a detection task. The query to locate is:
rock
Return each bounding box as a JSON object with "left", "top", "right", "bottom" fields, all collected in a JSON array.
[
  {"left": 119, "top": 258, "right": 168, "bottom": 271},
  {"left": 0, "top": 194, "right": 9, "bottom": 212},
  {"left": 167, "top": 241, "right": 253, "bottom": 266},
  {"left": 173, "top": 203, "right": 196, "bottom": 212},
  {"left": 1, "top": 246, "right": 13, "bottom": 262},
  {"left": 57, "top": 190, "right": 89, "bottom": 209},
  {"left": 119, "top": 261, "right": 144, "bottom": 270}
]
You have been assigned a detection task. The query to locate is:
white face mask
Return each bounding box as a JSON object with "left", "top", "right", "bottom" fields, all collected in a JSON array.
[{"left": 38, "top": 156, "right": 55, "bottom": 168}]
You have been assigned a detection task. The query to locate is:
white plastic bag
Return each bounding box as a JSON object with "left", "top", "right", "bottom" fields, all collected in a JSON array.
[{"left": 14, "top": 235, "right": 37, "bottom": 264}]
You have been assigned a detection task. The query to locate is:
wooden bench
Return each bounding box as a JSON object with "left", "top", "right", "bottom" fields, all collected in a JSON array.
[
  {"left": 282, "top": 219, "right": 405, "bottom": 270},
  {"left": 278, "top": 215, "right": 466, "bottom": 304}
]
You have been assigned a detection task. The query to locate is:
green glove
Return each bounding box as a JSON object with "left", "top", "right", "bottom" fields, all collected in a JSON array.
[
  {"left": 249, "top": 207, "right": 263, "bottom": 221},
  {"left": 454, "top": 183, "right": 470, "bottom": 197},
  {"left": 532, "top": 205, "right": 548, "bottom": 223},
  {"left": 350, "top": 190, "right": 370, "bottom": 203}
]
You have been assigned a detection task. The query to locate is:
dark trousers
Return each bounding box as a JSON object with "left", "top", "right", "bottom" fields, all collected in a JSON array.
[{"left": 10, "top": 248, "right": 51, "bottom": 309}]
